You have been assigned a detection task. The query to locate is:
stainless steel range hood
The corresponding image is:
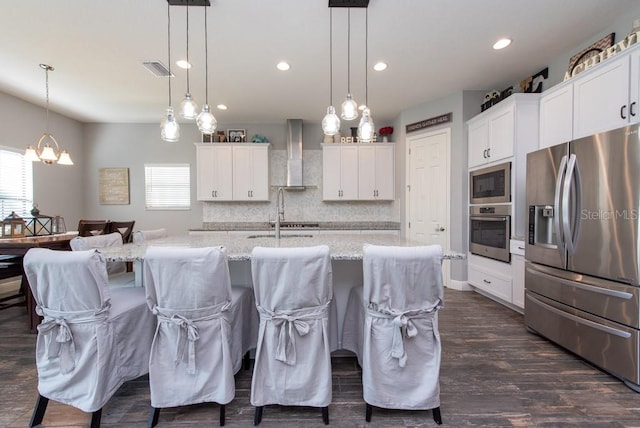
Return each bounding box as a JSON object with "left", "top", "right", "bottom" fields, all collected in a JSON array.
[{"left": 285, "top": 119, "right": 306, "bottom": 189}]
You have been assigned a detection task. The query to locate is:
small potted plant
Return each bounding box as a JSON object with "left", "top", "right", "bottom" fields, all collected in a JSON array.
[{"left": 378, "top": 126, "right": 393, "bottom": 143}]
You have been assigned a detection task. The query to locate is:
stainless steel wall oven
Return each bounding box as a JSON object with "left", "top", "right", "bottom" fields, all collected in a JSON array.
[{"left": 469, "top": 205, "right": 511, "bottom": 263}]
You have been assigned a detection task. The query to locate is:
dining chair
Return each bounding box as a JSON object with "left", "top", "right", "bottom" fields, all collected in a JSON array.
[
  {"left": 250, "top": 245, "right": 333, "bottom": 425},
  {"left": 132, "top": 228, "right": 168, "bottom": 244},
  {"left": 107, "top": 220, "right": 135, "bottom": 243},
  {"left": 143, "top": 246, "right": 257, "bottom": 427},
  {"left": 70, "top": 232, "right": 133, "bottom": 287},
  {"left": 77, "top": 220, "right": 109, "bottom": 237},
  {"left": 23, "top": 248, "right": 155, "bottom": 428},
  {"left": 342, "top": 244, "right": 444, "bottom": 425}
]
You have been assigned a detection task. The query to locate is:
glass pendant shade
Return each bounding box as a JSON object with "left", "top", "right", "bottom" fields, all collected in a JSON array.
[
  {"left": 357, "top": 108, "right": 375, "bottom": 142},
  {"left": 24, "top": 146, "right": 40, "bottom": 162},
  {"left": 180, "top": 93, "right": 198, "bottom": 119},
  {"left": 57, "top": 149, "right": 74, "bottom": 165},
  {"left": 39, "top": 144, "right": 58, "bottom": 164},
  {"left": 322, "top": 106, "right": 341, "bottom": 136},
  {"left": 197, "top": 104, "right": 217, "bottom": 134},
  {"left": 160, "top": 107, "right": 180, "bottom": 142},
  {"left": 341, "top": 93, "right": 358, "bottom": 120}
]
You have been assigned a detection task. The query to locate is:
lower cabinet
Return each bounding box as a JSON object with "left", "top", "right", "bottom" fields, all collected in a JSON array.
[{"left": 468, "top": 259, "right": 512, "bottom": 304}]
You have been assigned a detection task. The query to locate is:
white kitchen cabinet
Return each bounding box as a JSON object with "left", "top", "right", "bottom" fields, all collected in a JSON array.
[
  {"left": 195, "top": 143, "right": 269, "bottom": 201},
  {"left": 468, "top": 94, "right": 539, "bottom": 168},
  {"left": 573, "top": 54, "right": 630, "bottom": 139},
  {"left": 322, "top": 145, "right": 359, "bottom": 201},
  {"left": 357, "top": 144, "right": 395, "bottom": 200},
  {"left": 232, "top": 145, "right": 269, "bottom": 201},
  {"left": 195, "top": 145, "right": 233, "bottom": 201},
  {"left": 539, "top": 83, "right": 573, "bottom": 148},
  {"left": 467, "top": 255, "right": 512, "bottom": 304}
]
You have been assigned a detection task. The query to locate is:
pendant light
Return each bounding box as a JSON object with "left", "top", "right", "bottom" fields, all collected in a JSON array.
[
  {"left": 340, "top": 8, "right": 359, "bottom": 121},
  {"left": 25, "top": 64, "right": 74, "bottom": 165},
  {"left": 321, "top": 8, "right": 340, "bottom": 136},
  {"left": 160, "top": 3, "right": 180, "bottom": 142},
  {"left": 179, "top": 2, "right": 198, "bottom": 119},
  {"left": 196, "top": 3, "right": 217, "bottom": 134},
  {"left": 357, "top": 8, "right": 375, "bottom": 142}
]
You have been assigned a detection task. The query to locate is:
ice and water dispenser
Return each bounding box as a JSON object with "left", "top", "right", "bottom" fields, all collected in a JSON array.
[{"left": 528, "top": 205, "right": 557, "bottom": 247}]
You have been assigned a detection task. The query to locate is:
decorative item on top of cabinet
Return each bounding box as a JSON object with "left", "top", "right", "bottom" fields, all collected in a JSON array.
[{"left": 194, "top": 143, "right": 269, "bottom": 201}]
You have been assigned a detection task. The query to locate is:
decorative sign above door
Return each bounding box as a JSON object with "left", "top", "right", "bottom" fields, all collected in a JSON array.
[{"left": 406, "top": 113, "right": 452, "bottom": 133}]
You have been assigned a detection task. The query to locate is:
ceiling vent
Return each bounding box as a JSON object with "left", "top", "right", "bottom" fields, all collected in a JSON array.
[
  {"left": 142, "top": 61, "right": 173, "bottom": 78},
  {"left": 328, "top": 0, "right": 369, "bottom": 7}
]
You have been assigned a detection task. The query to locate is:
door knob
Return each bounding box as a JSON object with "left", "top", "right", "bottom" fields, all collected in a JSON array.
[{"left": 436, "top": 226, "right": 445, "bottom": 232}]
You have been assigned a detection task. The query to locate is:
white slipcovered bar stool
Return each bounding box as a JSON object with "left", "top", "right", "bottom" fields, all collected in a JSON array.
[
  {"left": 342, "top": 244, "right": 444, "bottom": 425},
  {"left": 143, "top": 246, "right": 258, "bottom": 427},
  {"left": 23, "top": 248, "right": 155, "bottom": 428},
  {"left": 70, "top": 232, "right": 134, "bottom": 287},
  {"left": 250, "top": 245, "right": 333, "bottom": 425},
  {"left": 132, "top": 228, "right": 168, "bottom": 244}
]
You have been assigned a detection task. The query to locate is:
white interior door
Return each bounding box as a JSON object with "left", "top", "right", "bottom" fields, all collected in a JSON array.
[{"left": 407, "top": 128, "right": 451, "bottom": 286}]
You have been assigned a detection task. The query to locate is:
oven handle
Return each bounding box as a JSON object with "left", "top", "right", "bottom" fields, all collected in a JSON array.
[{"left": 470, "top": 215, "right": 509, "bottom": 222}]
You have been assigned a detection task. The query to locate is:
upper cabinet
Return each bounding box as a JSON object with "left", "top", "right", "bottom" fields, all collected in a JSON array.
[
  {"left": 195, "top": 143, "right": 269, "bottom": 202},
  {"left": 573, "top": 51, "right": 638, "bottom": 139},
  {"left": 322, "top": 144, "right": 359, "bottom": 201},
  {"left": 322, "top": 143, "right": 395, "bottom": 201},
  {"left": 539, "top": 83, "right": 574, "bottom": 149},
  {"left": 468, "top": 94, "right": 539, "bottom": 168},
  {"left": 358, "top": 144, "right": 395, "bottom": 200}
]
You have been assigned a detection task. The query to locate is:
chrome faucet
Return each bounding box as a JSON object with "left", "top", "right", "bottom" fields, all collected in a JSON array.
[{"left": 275, "top": 187, "right": 285, "bottom": 239}]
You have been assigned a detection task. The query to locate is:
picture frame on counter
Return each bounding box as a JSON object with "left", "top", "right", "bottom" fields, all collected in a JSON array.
[
  {"left": 228, "top": 129, "right": 246, "bottom": 142},
  {"left": 216, "top": 130, "right": 226, "bottom": 142},
  {"left": 201, "top": 133, "right": 214, "bottom": 143}
]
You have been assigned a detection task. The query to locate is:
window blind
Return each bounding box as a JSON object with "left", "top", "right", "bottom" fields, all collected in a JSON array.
[
  {"left": 144, "top": 164, "right": 190, "bottom": 210},
  {"left": 0, "top": 147, "right": 33, "bottom": 218}
]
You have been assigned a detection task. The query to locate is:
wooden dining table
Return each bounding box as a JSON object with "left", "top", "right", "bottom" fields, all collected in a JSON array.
[{"left": 0, "top": 232, "right": 78, "bottom": 332}]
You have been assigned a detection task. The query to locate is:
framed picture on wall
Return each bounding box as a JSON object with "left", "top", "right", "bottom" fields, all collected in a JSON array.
[{"left": 228, "top": 129, "right": 246, "bottom": 142}]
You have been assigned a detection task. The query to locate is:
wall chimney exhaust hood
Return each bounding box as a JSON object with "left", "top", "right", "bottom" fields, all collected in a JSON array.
[{"left": 284, "top": 119, "right": 307, "bottom": 190}]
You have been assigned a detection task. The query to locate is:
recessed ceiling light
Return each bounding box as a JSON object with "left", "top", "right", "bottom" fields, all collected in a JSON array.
[
  {"left": 373, "top": 62, "right": 387, "bottom": 71},
  {"left": 176, "top": 60, "right": 191, "bottom": 69},
  {"left": 493, "top": 38, "right": 512, "bottom": 50},
  {"left": 216, "top": 104, "right": 228, "bottom": 110},
  {"left": 276, "top": 61, "right": 291, "bottom": 71}
]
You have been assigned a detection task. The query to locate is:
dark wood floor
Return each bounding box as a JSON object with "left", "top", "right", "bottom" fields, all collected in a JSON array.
[{"left": 2, "top": 288, "right": 639, "bottom": 427}]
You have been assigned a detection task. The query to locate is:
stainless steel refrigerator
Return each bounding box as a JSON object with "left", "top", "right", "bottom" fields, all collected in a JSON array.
[{"left": 525, "top": 123, "right": 640, "bottom": 392}]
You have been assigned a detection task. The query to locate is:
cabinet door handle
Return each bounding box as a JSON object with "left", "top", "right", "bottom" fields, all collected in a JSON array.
[
  {"left": 486, "top": 147, "right": 491, "bottom": 158},
  {"left": 212, "top": 191, "right": 215, "bottom": 198},
  {"left": 631, "top": 101, "right": 637, "bottom": 117},
  {"left": 483, "top": 149, "right": 487, "bottom": 159},
  {"left": 483, "top": 279, "right": 492, "bottom": 284},
  {"left": 621, "top": 104, "right": 627, "bottom": 119}
]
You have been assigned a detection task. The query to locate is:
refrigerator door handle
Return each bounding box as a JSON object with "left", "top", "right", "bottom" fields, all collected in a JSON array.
[
  {"left": 554, "top": 155, "right": 568, "bottom": 258},
  {"left": 562, "top": 154, "right": 582, "bottom": 255}
]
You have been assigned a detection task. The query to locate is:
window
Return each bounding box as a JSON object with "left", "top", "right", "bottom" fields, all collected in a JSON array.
[
  {"left": 0, "top": 146, "right": 33, "bottom": 218},
  {"left": 144, "top": 164, "right": 190, "bottom": 210}
]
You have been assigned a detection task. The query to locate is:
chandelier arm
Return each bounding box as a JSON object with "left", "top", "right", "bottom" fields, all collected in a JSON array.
[
  {"left": 329, "top": 8, "right": 333, "bottom": 106},
  {"left": 365, "top": 7, "right": 368, "bottom": 107},
  {"left": 36, "top": 133, "right": 60, "bottom": 152}
]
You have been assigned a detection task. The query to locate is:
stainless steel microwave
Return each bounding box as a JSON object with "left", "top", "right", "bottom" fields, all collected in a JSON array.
[{"left": 469, "top": 162, "right": 511, "bottom": 204}]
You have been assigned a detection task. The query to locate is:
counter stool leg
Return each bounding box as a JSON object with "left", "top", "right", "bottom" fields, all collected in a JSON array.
[
  {"left": 89, "top": 409, "right": 102, "bottom": 428},
  {"left": 433, "top": 406, "right": 442, "bottom": 425},
  {"left": 365, "top": 403, "right": 372, "bottom": 422},
  {"left": 220, "top": 404, "right": 226, "bottom": 426},
  {"left": 253, "top": 406, "right": 263, "bottom": 425},
  {"left": 321, "top": 406, "right": 329, "bottom": 425},
  {"left": 29, "top": 394, "right": 49, "bottom": 427},
  {"left": 148, "top": 407, "right": 161, "bottom": 428}
]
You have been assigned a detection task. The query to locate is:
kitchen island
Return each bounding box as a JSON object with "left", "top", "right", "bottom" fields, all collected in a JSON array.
[{"left": 101, "top": 233, "right": 464, "bottom": 349}]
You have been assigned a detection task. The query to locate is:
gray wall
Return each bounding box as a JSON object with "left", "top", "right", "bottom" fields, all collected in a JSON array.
[{"left": 0, "top": 91, "right": 84, "bottom": 229}]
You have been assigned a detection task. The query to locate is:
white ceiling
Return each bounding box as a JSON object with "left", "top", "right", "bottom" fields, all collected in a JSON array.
[{"left": 1, "top": 0, "right": 638, "bottom": 126}]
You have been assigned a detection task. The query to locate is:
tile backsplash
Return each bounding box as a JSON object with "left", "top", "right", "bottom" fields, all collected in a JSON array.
[{"left": 202, "top": 149, "right": 399, "bottom": 224}]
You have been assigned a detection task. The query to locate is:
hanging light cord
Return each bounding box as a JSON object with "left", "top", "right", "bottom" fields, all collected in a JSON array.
[
  {"left": 365, "top": 8, "right": 368, "bottom": 107},
  {"left": 167, "top": 3, "right": 172, "bottom": 105},
  {"left": 186, "top": 3, "right": 190, "bottom": 93},
  {"left": 204, "top": 5, "right": 209, "bottom": 104},
  {"left": 347, "top": 8, "right": 351, "bottom": 94},
  {"left": 44, "top": 66, "right": 50, "bottom": 135},
  {"left": 329, "top": 8, "right": 333, "bottom": 106}
]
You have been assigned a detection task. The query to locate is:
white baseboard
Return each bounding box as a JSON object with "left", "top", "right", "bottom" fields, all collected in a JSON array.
[{"left": 446, "top": 279, "right": 473, "bottom": 291}]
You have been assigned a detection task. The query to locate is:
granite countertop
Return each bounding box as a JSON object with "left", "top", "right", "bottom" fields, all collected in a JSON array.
[
  {"left": 194, "top": 221, "right": 401, "bottom": 232},
  {"left": 100, "top": 232, "right": 465, "bottom": 262}
]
